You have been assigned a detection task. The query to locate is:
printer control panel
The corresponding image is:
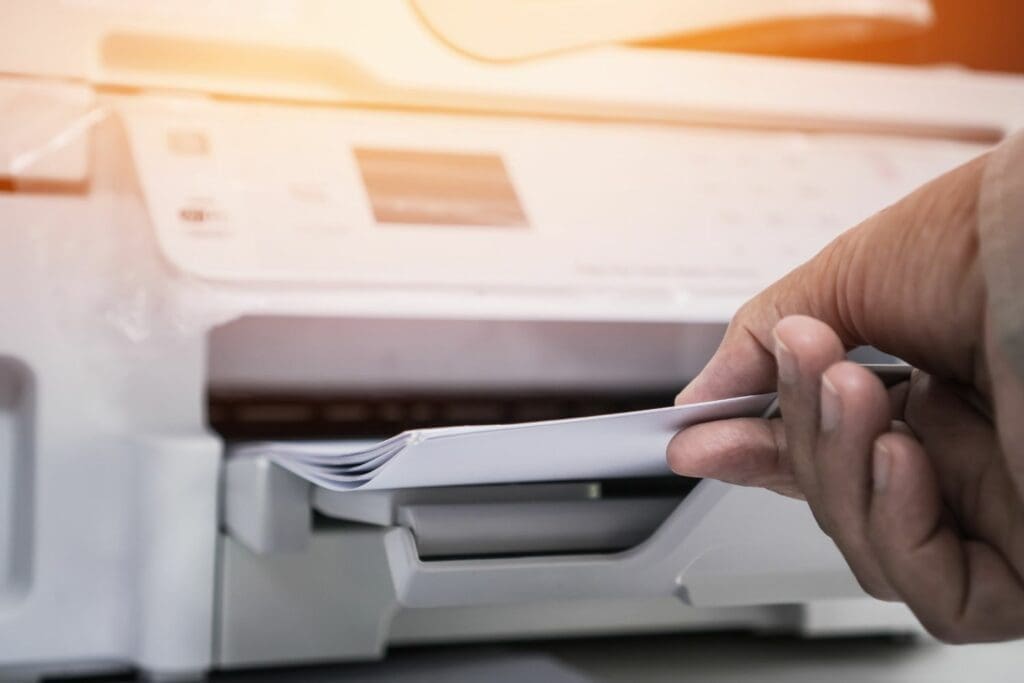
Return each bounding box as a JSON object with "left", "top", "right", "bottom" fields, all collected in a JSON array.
[{"left": 122, "top": 98, "right": 989, "bottom": 319}]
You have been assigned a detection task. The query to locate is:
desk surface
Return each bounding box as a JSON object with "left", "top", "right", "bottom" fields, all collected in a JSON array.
[{"left": 196, "top": 632, "right": 1024, "bottom": 683}]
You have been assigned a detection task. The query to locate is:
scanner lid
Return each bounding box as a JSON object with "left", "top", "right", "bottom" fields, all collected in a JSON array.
[
  {"left": 0, "top": 0, "right": 937, "bottom": 116},
  {"left": 413, "top": 0, "right": 933, "bottom": 62},
  {"left": 0, "top": 0, "right": 1017, "bottom": 142}
]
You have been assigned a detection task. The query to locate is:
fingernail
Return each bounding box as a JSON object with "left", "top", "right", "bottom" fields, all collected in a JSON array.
[
  {"left": 820, "top": 375, "right": 840, "bottom": 432},
  {"left": 774, "top": 330, "right": 797, "bottom": 384},
  {"left": 872, "top": 441, "right": 890, "bottom": 493}
]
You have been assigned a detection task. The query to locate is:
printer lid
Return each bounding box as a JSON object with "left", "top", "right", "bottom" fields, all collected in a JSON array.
[
  {"left": 1, "top": 1, "right": 1007, "bottom": 139},
  {"left": 0, "top": 1, "right": 934, "bottom": 112},
  {"left": 413, "top": 0, "right": 933, "bottom": 62}
]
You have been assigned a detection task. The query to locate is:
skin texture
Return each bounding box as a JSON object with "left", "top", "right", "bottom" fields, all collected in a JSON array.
[{"left": 668, "top": 153, "right": 1024, "bottom": 643}]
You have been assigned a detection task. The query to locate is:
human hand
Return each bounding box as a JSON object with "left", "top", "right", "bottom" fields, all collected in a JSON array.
[{"left": 668, "top": 154, "right": 1024, "bottom": 642}]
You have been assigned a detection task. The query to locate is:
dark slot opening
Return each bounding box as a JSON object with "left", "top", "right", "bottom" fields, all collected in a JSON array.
[{"left": 209, "top": 388, "right": 679, "bottom": 440}]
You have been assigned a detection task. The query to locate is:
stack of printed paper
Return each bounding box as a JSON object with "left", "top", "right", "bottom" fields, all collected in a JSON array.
[{"left": 232, "top": 394, "right": 774, "bottom": 491}]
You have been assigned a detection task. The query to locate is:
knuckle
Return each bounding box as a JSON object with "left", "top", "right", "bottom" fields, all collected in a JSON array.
[
  {"left": 924, "top": 620, "right": 970, "bottom": 645},
  {"left": 807, "top": 503, "right": 835, "bottom": 539},
  {"left": 814, "top": 508, "right": 836, "bottom": 538},
  {"left": 918, "top": 613, "right": 976, "bottom": 645},
  {"left": 851, "top": 571, "right": 890, "bottom": 601},
  {"left": 733, "top": 297, "right": 760, "bottom": 323},
  {"left": 859, "top": 579, "right": 900, "bottom": 602},
  {"left": 768, "top": 419, "right": 789, "bottom": 467},
  {"left": 831, "top": 539, "right": 901, "bottom": 602}
]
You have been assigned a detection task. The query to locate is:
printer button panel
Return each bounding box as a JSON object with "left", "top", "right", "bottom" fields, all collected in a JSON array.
[{"left": 120, "top": 97, "right": 990, "bottom": 320}]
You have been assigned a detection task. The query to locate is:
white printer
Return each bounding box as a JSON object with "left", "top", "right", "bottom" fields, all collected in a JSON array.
[{"left": 1, "top": 1, "right": 1023, "bottom": 679}]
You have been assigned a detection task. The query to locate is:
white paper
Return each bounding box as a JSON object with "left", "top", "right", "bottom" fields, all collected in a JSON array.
[{"left": 232, "top": 393, "right": 775, "bottom": 491}]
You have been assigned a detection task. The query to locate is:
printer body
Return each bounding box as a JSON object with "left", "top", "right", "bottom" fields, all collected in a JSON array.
[{"left": 1, "top": 1, "right": 1023, "bottom": 679}]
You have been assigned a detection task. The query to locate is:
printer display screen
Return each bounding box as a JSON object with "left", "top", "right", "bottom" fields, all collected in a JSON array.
[{"left": 354, "top": 147, "right": 529, "bottom": 228}]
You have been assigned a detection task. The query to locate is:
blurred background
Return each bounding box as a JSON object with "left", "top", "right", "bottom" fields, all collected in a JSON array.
[{"left": 649, "top": 0, "right": 1024, "bottom": 72}]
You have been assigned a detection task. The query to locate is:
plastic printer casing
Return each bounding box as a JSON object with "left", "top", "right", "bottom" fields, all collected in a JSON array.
[{"left": 0, "top": 1, "right": 1023, "bottom": 678}]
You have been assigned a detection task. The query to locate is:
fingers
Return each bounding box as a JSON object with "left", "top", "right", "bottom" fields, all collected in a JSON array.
[
  {"left": 984, "top": 338, "right": 1024, "bottom": 572},
  {"left": 869, "top": 431, "right": 1024, "bottom": 642},
  {"left": 814, "top": 361, "right": 898, "bottom": 599},
  {"left": 903, "top": 372, "right": 1024, "bottom": 574},
  {"left": 675, "top": 314, "right": 776, "bottom": 405},
  {"left": 772, "top": 315, "right": 846, "bottom": 513},
  {"left": 772, "top": 316, "right": 901, "bottom": 599},
  {"left": 673, "top": 312, "right": 1024, "bottom": 640},
  {"left": 670, "top": 315, "right": 905, "bottom": 505},
  {"left": 904, "top": 373, "right": 1001, "bottom": 502},
  {"left": 769, "top": 357, "right": 1024, "bottom": 639},
  {"left": 676, "top": 264, "right": 842, "bottom": 407},
  {"left": 986, "top": 331, "right": 1024, "bottom": 504},
  {"left": 667, "top": 417, "right": 801, "bottom": 498}
]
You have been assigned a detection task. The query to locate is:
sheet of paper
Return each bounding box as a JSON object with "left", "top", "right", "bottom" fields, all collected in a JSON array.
[{"left": 232, "top": 393, "right": 775, "bottom": 491}]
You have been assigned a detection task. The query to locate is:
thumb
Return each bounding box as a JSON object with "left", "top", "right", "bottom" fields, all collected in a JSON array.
[
  {"left": 675, "top": 317, "right": 777, "bottom": 404},
  {"left": 675, "top": 241, "right": 845, "bottom": 406}
]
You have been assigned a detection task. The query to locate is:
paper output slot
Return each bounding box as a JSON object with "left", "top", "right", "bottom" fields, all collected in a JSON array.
[
  {"left": 310, "top": 480, "right": 697, "bottom": 558},
  {"left": 398, "top": 498, "right": 683, "bottom": 558}
]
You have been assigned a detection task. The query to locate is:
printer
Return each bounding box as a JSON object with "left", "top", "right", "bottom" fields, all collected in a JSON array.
[{"left": 1, "top": 1, "right": 1023, "bottom": 679}]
